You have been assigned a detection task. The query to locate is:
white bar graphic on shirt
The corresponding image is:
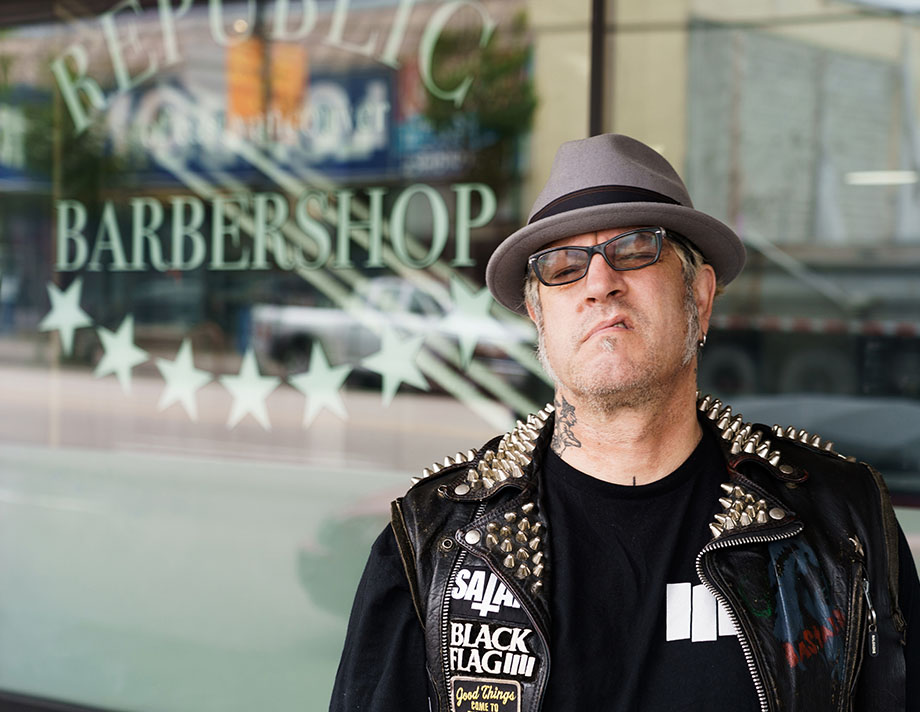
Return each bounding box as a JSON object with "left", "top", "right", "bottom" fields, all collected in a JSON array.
[
  {"left": 666, "top": 583, "right": 738, "bottom": 642},
  {"left": 691, "top": 584, "right": 718, "bottom": 641},
  {"left": 665, "top": 583, "right": 692, "bottom": 641}
]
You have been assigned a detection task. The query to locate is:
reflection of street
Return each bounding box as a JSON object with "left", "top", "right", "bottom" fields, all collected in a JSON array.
[
  {"left": 0, "top": 363, "right": 507, "bottom": 471},
  {"left": 0, "top": 363, "right": 505, "bottom": 712}
]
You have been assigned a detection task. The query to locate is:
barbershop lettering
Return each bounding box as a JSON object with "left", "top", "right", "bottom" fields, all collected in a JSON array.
[
  {"left": 54, "top": 182, "right": 494, "bottom": 272},
  {"left": 449, "top": 622, "right": 536, "bottom": 678},
  {"left": 50, "top": 0, "right": 496, "bottom": 134}
]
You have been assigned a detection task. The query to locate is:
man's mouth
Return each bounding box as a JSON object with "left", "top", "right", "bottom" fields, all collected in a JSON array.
[{"left": 583, "top": 317, "right": 631, "bottom": 341}]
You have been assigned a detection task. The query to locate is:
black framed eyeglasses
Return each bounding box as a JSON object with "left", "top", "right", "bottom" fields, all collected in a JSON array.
[{"left": 528, "top": 227, "right": 666, "bottom": 287}]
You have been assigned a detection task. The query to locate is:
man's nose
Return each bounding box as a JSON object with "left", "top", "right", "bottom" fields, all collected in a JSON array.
[{"left": 581, "top": 252, "right": 626, "bottom": 303}]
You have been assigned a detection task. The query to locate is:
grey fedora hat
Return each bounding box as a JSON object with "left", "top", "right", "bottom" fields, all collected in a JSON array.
[{"left": 485, "top": 133, "right": 745, "bottom": 314}]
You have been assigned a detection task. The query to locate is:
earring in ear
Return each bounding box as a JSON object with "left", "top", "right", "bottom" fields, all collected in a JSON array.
[{"left": 698, "top": 333, "right": 707, "bottom": 349}]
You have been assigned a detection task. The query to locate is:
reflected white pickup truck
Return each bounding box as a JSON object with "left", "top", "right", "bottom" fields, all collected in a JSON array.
[{"left": 251, "top": 276, "right": 536, "bottom": 384}]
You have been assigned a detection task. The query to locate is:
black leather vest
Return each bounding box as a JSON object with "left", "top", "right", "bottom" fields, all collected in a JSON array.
[{"left": 390, "top": 398, "right": 908, "bottom": 712}]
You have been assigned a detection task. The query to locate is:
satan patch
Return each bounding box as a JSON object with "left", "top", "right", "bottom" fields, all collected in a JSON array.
[
  {"left": 449, "top": 563, "right": 529, "bottom": 624},
  {"left": 450, "top": 677, "right": 521, "bottom": 712}
]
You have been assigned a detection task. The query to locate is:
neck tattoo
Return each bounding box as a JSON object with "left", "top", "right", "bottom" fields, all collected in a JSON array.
[{"left": 551, "top": 395, "right": 582, "bottom": 456}]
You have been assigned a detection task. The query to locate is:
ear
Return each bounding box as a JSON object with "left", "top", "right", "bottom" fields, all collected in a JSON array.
[
  {"left": 525, "top": 299, "right": 537, "bottom": 323},
  {"left": 694, "top": 264, "right": 717, "bottom": 337}
]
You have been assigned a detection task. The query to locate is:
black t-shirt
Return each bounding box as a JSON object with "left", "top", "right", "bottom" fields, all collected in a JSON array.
[
  {"left": 541, "top": 430, "right": 758, "bottom": 711},
  {"left": 330, "top": 439, "right": 920, "bottom": 711}
]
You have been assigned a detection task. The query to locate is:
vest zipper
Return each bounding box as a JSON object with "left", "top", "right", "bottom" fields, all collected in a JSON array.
[
  {"left": 839, "top": 535, "right": 871, "bottom": 712},
  {"left": 441, "top": 502, "right": 487, "bottom": 706},
  {"left": 695, "top": 523, "right": 803, "bottom": 712},
  {"left": 861, "top": 578, "right": 879, "bottom": 657}
]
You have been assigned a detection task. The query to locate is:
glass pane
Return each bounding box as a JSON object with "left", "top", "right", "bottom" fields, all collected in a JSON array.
[{"left": 0, "top": 0, "right": 569, "bottom": 709}]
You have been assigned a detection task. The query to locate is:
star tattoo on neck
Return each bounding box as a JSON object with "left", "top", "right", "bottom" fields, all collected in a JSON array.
[{"left": 551, "top": 395, "right": 582, "bottom": 456}]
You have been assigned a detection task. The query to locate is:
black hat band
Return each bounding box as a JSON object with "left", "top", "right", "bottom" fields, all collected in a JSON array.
[{"left": 529, "top": 184, "right": 680, "bottom": 224}]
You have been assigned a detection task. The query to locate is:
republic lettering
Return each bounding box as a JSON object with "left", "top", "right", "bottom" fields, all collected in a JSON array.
[{"left": 50, "top": 0, "right": 494, "bottom": 133}]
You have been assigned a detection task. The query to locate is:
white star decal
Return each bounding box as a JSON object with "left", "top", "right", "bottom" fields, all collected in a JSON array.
[
  {"left": 361, "top": 327, "right": 429, "bottom": 406},
  {"left": 38, "top": 278, "right": 93, "bottom": 356},
  {"left": 288, "top": 342, "right": 352, "bottom": 427},
  {"left": 94, "top": 315, "right": 149, "bottom": 393},
  {"left": 156, "top": 338, "right": 213, "bottom": 421},
  {"left": 219, "top": 348, "right": 280, "bottom": 430},
  {"left": 440, "top": 276, "right": 495, "bottom": 367}
]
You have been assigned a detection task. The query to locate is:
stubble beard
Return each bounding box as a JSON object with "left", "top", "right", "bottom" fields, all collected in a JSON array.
[{"left": 536, "top": 286, "right": 701, "bottom": 414}]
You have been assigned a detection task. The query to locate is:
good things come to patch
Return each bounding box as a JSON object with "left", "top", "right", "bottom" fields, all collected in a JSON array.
[{"left": 451, "top": 677, "right": 521, "bottom": 712}]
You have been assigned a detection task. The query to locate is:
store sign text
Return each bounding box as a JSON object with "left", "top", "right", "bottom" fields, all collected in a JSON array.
[
  {"left": 54, "top": 183, "right": 495, "bottom": 272},
  {"left": 50, "top": 0, "right": 497, "bottom": 134}
]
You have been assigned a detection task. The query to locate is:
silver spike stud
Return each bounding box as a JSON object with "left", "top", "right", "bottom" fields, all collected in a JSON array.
[
  {"left": 499, "top": 526, "right": 512, "bottom": 538},
  {"left": 500, "top": 539, "right": 513, "bottom": 553},
  {"left": 720, "top": 483, "right": 734, "bottom": 494},
  {"left": 756, "top": 510, "right": 768, "bottom": 524},
  {"left": 522, "top": 502, "right": 535, "bottom": 514},
  {"left": 531, "top": 581, "right": 543, "bottom": 595},
  {"left": 515, "top": 531, "right": 528, "bottom": 544},
  {"left": 516, "top": 548, "right": 530, "bottom": 561},
  {"left": 410, "top": 476, "right": 421, "bottom": 485},
  {"left": 503, "top": 555, "right": 515, "bottom": 569},
  {"left": 515, "top": 564, "right": 531, "bottom": 579},
  {"left": 531, "top": 552, "right": 543, "bottom": 566},
  {"left": 533, "top": 563, "right": 544, "bottom": 578},
  {"left": 504, "top": 512, "right": 517, "bottom": 523},
  {"left": 485, "top": 533, "right": 499, "bottom": 548},
  {"left": 710, "top": 523, "right": 723, "bottom": 538},
  {"left": 719, "top": 497, "right": 734, "bottom": 510},
  {"left": 768, "top": 452, "right": 781, "bottom": 467},
  {"left": 529, "top": 536, "right": 542, "bottom": 550}
]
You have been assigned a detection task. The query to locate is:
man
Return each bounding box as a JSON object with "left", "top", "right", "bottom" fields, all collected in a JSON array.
[{"left": 331, "top": 134, "right": 919, "bottom": 711}]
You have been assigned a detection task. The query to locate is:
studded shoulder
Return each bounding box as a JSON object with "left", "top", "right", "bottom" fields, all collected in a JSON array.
[
  {"left": 410, "top": 404, "right": 555, "bottom": 492},
  {"left": 410, "top": 449, "right": 480, "bottom": 486}
]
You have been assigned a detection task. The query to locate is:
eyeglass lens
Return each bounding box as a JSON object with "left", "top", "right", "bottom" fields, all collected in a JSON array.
[{"left": 533, "top": 229, "right": 662, "bottom": 285}]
